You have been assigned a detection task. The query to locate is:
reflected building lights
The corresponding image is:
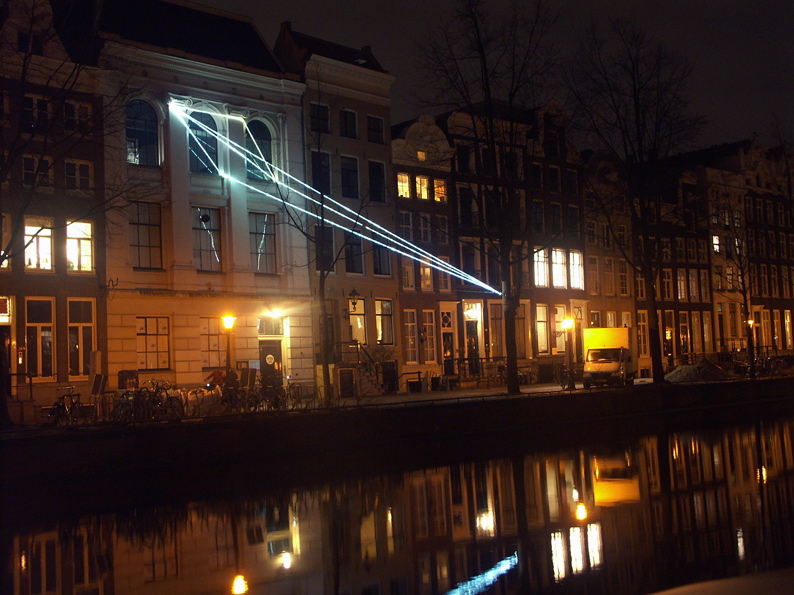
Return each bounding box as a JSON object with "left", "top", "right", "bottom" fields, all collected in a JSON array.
[
  {"left": 551, "top": 531, "right": 567, "bottom": 581},
  {"left": 570, "top": 526, "right": 584, "bottom": 574}
]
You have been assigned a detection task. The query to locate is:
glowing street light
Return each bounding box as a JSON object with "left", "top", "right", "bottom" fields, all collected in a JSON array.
[
  {"left": 222, "top": 316, "right": 236, "bottom": 374},
  {"left": 231, "top": 574, "right": 248, "bottom": 594}
]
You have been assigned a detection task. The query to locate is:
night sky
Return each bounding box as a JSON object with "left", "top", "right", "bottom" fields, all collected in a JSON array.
[{"left": 197, "top": 0, "right": 792, "bottom": 149}]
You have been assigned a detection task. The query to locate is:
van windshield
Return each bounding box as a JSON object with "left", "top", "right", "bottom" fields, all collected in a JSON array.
[{"left": 587, "top": 348, "right": 622, "bottom": 362}]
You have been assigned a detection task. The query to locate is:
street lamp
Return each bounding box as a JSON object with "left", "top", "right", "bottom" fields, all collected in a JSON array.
[
  {"left": 562, "top": 317, "right": 575, "bottom": 390},
  {"left": 222, "top": 315, "right": 236, "bottom": 374}
]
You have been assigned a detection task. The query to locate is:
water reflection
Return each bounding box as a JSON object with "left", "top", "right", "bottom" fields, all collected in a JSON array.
[{"left": 8, "top": 417, "right": 794, "bottom": 594}]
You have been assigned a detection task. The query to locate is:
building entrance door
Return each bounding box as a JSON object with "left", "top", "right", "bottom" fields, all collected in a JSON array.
[
  {"left": 259, "top": 340, "right": 283, "bottom": 388},
  {"left": 466, "top": 320, "right": 479, "bottom": 374}
]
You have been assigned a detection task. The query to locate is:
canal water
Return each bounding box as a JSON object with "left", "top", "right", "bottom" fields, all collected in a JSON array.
[{"left": 3, "top": 413, "right": 794, "bottom": 595}]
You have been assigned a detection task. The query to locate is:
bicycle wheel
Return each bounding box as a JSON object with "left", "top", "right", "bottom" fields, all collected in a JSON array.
[
  {"left": 288, "top": 383, "right": 303, "bottom": 408},
  {"left": 163, "top": 395, "right": 184, "bottom": 419}
]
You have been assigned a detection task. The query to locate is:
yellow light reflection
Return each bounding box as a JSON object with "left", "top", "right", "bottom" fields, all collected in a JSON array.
[
  {"left": 231, "top": 574, "right": 248, "bottom": 594},
  {"left": 281, "top": 552, "right": 292, "bottom": 569},
  {"left": 575, "top": 502, "right": 588, "bottom": 521}
]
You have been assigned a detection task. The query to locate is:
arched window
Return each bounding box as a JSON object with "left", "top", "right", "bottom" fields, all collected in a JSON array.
[
  {"left": 126, "top": 100, "right": 158, "bottom": 166},
  {"left": 189, "top": 112, "right": 218, "bottom": 175},
  {"left": 246, "top": 120, "right": 272, "bottom": 181}
]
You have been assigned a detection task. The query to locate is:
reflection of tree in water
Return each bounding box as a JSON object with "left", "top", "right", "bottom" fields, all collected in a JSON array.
[{"left": 114, "top": 505, "right": 189, "bottom": 548}]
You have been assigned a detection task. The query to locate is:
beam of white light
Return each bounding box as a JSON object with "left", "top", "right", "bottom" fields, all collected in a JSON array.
[
  {"left": 171, "top": 103, "right": 501, "bottom": 295},
  {"left": 175, "top": 105, "right": 477, "bottom": 284},
  {"left": 445, "top": 552, "right": 518, "bottom": 595}
]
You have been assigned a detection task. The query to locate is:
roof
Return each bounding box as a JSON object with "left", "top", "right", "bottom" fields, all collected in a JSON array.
[
  {"left": 53, "top": 0, "right": 283, "bottom": 73},
  {"left": 274, "top": 21, "right": 387, "bottom": 75}
]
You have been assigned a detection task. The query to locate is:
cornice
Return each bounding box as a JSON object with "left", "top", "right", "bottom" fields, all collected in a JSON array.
[{"left": 103, "top": 41, "right": 305, "bottom": 99}]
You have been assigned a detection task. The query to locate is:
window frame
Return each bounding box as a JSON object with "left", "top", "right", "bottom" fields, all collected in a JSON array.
[
  {"left": 130, "top": 202, "right": 163, "bottom": 270},
  {"left": 126, "top": 99, "right": 159, "bottom": 167},
  {"left": 192, "top": 207, "right": 223, "bottom": 272},
  {"left": 248, "top": 212, "right": 277, "bottom": 274},
  {"left": 339, "top": 109, "right": 358, "bottom": 139},
  {"left": 67, "top": 298, "right": 94, "bottom": 378},
  {"left": 66, "top": 221, "right": 94, "bottom": 272},
  {"left": 188, "top": 112, "right": 219, "bottom": 175}
]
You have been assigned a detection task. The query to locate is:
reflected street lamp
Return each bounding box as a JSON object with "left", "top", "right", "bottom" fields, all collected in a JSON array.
[{"left": 222, "top": 315, "right": 236, "bottom": 374}]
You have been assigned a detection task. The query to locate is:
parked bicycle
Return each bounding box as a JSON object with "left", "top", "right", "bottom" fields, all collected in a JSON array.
[
  {"left": 109, "top": 378, "right": 184, "bottom": 422},
  {"left": 48, "top": 386, "right": 97, "bottom": 426}
]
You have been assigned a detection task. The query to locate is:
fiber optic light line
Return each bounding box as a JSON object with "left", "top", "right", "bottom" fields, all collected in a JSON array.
[
  {"left": 175, "top": 106, "right": 470, "bottom": 281},
  {"left": 172, "top": 104, "right": 501, "bottom": 294},
  {"left": 237, "top": 178, "right": 499, "bottom": 290},
  {"left": 176, "top": 106, "right": 487, "bottom": 288},
  {"left": 175, "top": 105, "right": 470, "bottom": 282}
]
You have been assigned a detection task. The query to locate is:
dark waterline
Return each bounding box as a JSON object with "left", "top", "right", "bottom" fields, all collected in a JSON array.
[{"left": 3, "top": 399, "right": 794, "bottom": 595}]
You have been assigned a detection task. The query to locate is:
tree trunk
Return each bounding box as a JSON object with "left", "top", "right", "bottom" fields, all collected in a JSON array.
[
  {"left": 503, "top": 283, "right": 520, "bottom": 394},
  {"left": 317, "top": 272, "right": 334, "bottom": 404},
  {"left": 643, "top": 272, "right": 667, "bottom": 383}
]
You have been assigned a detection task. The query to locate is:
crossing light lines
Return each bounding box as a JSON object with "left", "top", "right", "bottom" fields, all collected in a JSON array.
[{"left": 170, "top": 102, "right": 501, "bottom": 295}]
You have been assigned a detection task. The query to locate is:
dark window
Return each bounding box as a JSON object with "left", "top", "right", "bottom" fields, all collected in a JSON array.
[
  {"left": 529, "top": 162, "right": 542, "bottom": 189},
  {"left": 340, "top": 109, "right": 357, "bottom": 138},
  {"left": 369, "top": 161, "right": 386, "bottom": 202},
  {"left": 459, "top": 187, "right": 474, "bottom": 227},
  {"left": 245, "top": 120, "right": 272, "bottom": 180},
  {"left": 192, "top": 207, "right": 222, "bottom": 271},
  {"left": 126, "top": 100, "right": 159, "bottom": 166},
  {"left": 545, "top": 130, "right": 559, "bottom": 158},
  {"left": 566, "top": 169, "right": 579, "bottom": 194},
  {"left": 340, "top": 156, "right": 359, "bottom": 198},
  {"left": 130, "top": 202, "right": 162, "bottom": 269},
  {"left": 566, "top": 205, "right": 579, "bottom": 238},
  {"left": 457, "top": 145, "right": 471, "bottom": 173},
  {"left": 249, "top": 212, "right": 276, "bottom": 273},
  {"left": 345, "top": 236, "right": 364, "bottom": 273},
  {"left": 550, "top": 203, "right": 562, "bottom": 234},
  {"left": 532, "top": 201, "right": 544, "bottom": 233},
  {"left": 309, "top": 103, "right": 329, "bottom": 133},
  {"left": 188, "top": 112, "right": 218, "bottom": 175},
  {"left": 311, "top": 151, "right": 331, "bottom": 196},
  {"left": 367, "top": 115, "right": 384, "bottom": 144},
  {"left": 23, "top": 96, "right": 48, "bottom": 134},
  {"left": 372, "top": 241, "right": 391, "bottom": 275},
  {"left": 548, "top": 166, "right": 561, "bottom": 193}
]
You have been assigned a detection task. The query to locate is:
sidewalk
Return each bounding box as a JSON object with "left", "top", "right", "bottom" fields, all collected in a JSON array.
[{"left": 358, "top": 380, "right": 565, "bottom": 407}]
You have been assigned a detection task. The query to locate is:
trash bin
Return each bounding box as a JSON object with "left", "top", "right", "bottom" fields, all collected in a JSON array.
[{"left": 407, "top": 380, "right": 423, "bottom": 393}]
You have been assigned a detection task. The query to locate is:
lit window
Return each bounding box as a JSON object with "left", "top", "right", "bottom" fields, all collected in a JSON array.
[
  {"left": 24, "top": 217, "right": 52, "bottom": 270},
  {"left": 68, "top": 299, "right": 94, "bottom": 377},
  {"left": 66, "top": 221, "right": 93, "bottom": 272},
  {"left": 422, "top": 310, "right": 436, "bottom": 362},
  {"left": 416, "top": 176, "right": 429, "bottom": 200},
  {"left": 433, "top": 179, "right": 446, "bottom": 202},
  {"left": 712, "top": 235, "right": 721, "bottom": 253},
  {"left": 397, "top": 172, "right": 410, "bottom": 198},
  {"left": 26, "top": 298, "right": 55, "bottom": 378},
  {"left": 536, "top": 305, "right": 548, "bottom": 354},
  {"left": 249, "top": 212, "right": 276, "bottom": 274},
  {"left": 404, "top": 309, "right": 418, "bottom": 362},
  {"left": 534, "top": 248, "right": 548, "bottom": 287},
  {"left": 420, "top": 263, "right": 433, "bottom": 290},
  {"left": 126, "top": 100, "right": 158, "bottom": 166},
  {"left": 570, "top": 250, "right": 584, "bottom": 289},
  {"left": 376, "top": 299, "right": 394, "bottom": 344},
  {"left": 552, "top": 249, "right": 567, "bottom": 288},
  {"left": 136, "top": 316, "right": 170, "bottom": 370},
  {"left": 402, "top": 260, "right": 415, "bottom": 289}
]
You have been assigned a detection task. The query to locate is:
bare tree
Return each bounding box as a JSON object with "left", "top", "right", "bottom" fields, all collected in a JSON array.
[
  {"left": 0, "top": 0, "right": 149, "bottom": 426},
  {"left": 417, "top": 0, "right": 557, "bottom": 394},
  {"left": 564, "top": 18, "right": 706, "bottom": 383}
]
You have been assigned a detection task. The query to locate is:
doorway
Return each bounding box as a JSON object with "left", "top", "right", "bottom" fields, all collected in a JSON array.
[
  {"left": 259, "top": 339, "right": 283, "bottom": 388},
  {"left": 466, "top": 320, "right": 479, "bottom": 374}
]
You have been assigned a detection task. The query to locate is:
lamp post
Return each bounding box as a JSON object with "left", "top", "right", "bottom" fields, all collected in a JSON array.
[
  {"left": 562, "top": 317, "right": 575, "bottom": 390},
  {"left": 222, "top": 315, "right": 236, "bottom": 375}
]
